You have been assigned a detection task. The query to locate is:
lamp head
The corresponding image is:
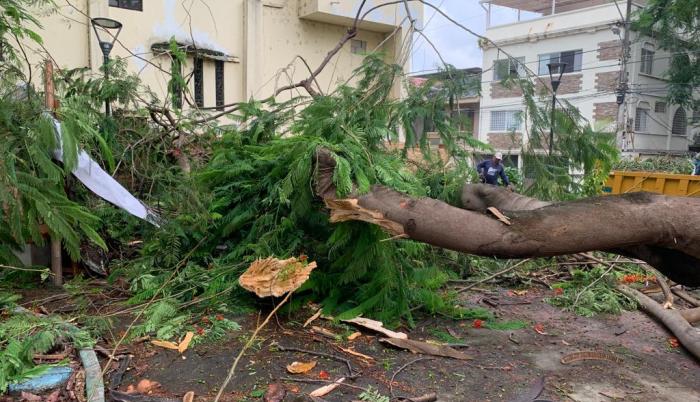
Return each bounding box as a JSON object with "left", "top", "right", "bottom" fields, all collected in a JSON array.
[{"left": 91, "top": 18, "right": 122, "bottom": 57}]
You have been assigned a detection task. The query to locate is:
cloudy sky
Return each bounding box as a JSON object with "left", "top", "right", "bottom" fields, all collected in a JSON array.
[{"left": 410, "top": 1, "right": 537, "bottom": 74}]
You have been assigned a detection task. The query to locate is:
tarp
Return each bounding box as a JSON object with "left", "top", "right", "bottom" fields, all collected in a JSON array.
[{"left": 51, "top": 118, "right": 160, "bottom": 226}]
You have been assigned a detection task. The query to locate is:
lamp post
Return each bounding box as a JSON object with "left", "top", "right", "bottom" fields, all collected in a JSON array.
[
  {"left": 547, "top": 62, "right": 567, "bottom": 156},
  {"left": 90, "top": 17, "right": 122, "bottom": 116}
]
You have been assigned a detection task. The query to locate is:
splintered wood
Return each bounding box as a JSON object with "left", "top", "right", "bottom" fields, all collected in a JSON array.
[
  {"left": 239, "top": 257, "right": 317, "bottom": 298},
  {"left": 324, "top": 199, "right": 405, "bottom": 236}
]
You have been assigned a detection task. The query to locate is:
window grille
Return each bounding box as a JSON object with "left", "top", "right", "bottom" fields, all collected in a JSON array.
[
  {"left": 194, "top": 58, "right": 204, "bottom": 107},
  {"left": 215, "top": 60, "right": 225, "bottom": 111},
  {"left": 490, "top": 110, "right": 521, "bottom": 131},
  {"left": 672, "top": 108, "right": 687, "bottom": 136},
  {"left": 109, "top": 0, "right": 142, "bottom": 11}
]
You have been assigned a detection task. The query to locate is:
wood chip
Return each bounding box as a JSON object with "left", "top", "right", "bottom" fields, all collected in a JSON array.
[
  {"left": 379, "top": 338, "right": 472, "bottom": 360},
  {"left": 342, "top": 317, "right": 408, "bottom": 339},
  {"left": 309, "top": 377, "right": 345, "bottom": 397},
  {"left": 303, "top": 309, "right": 323, "bottom": 328},
  {"left": 347, "top": 332, "right": 362, "bottom": 341},
  {"left": 151, "top": 340, "right": 179, "bottom": 351},
  {"left": 311, "top": 326, "right": 337, "bottom": 339},
  {"left": 487, "top": 206, "right": 511, "bottom": 225},
  {"left": 338, "top": 347, "right": 374, "bottom": 361},
  {"left": 239, "top": 257, "right": 317, "bottom": 298},
  {"left": 286, "top": 361, "right": 317, "bottom": 374},
  {"left": 178, "top": 332, "right": 194, "bottom": 353}
]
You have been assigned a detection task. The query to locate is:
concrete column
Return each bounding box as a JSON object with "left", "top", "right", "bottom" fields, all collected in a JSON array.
[{"left": 244, "top": 0, "right": 264, "bottom": 99}]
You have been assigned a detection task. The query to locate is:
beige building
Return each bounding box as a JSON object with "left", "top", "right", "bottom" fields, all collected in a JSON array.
[{"left": 27, "top": 0, "right": 422, "bottom": 109}]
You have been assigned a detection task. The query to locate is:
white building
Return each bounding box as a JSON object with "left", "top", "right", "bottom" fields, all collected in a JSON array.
[{"left": 477, "top": 0, "right": 698, "bottom": 166}]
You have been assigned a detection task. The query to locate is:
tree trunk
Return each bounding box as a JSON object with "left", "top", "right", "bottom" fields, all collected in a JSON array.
[{"left": 314, "top": 149, "right": 700, "bottom": 286}]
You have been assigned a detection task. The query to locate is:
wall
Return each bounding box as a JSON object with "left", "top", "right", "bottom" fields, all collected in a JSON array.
[{"left": 26, "top": 0, "right": 419, "bottom": 110}]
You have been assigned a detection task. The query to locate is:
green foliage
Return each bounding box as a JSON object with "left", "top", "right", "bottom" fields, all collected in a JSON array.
[
  {"left": 0, "top": 311, "right": 93, "bottom": 392},
  {"left": 0, "top": 0, "right": 52, "bottom": 79},
  {"left": 359, "top": 386, "right": 390, "bottom": 402},
  {"left": 547, "top": 266, "right": 638, "bottom": 317},
  {"left": 483, "top": 320, "right": 528, "bottom": 330},
  {"left": 613, "top": 155, "right": 694, "bottom": 174}
]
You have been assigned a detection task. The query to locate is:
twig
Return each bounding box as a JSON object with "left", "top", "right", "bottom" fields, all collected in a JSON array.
[
  {"left": 278, "top": 377, "right": 366, "bottom": 391},
  {"left": 276, "top": 345, "right": 355, "bottom": 376},
  {"left": 572, "top": 256, "right": 621, "bottom": 308},
  {"left": 213, "top": 291, "right": 294, "bottom": 402},
  {"left": 456, "top": 259, "right": 531, "bottom": 293},
  {"left": 390, "top": 357, "right": 432, "bottom": 398}
]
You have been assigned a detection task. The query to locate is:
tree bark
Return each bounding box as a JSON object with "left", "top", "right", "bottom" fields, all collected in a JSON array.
[{"left": 314, "top": 149, "right": 700, "bottom": 286}]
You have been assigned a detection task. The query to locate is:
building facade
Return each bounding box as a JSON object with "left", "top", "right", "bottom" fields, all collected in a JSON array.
[
  {"left": 26, "top": 0, "right": 422, "bottom": 109},
  {"left": 477, "top": 0, "right": 697, "bottom": 165}
]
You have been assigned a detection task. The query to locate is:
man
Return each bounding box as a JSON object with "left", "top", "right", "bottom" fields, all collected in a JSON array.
[
  {"left": 477, "top": 152, "right": 513, "bottom": 189},
  {"left": 693, "top": 153, "right": 700, "bottom": 176}
]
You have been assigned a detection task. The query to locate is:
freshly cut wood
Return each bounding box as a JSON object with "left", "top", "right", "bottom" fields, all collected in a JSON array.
[
  {"left": 338, "top": 347, "right": 374, "bottom": 361},
  {"left": 342, "top": 317, "right": 408, "bottom": 339},
  {"left": 308, "top": 377, "right": 345, "bottom": 397},
  {"left": 311, "top": 326, "right": 338, "bottom": 339},
  {"left": 379, "top": 338, "right": 472, "bottom": 360},
  {"left": 239, "top": 257, "right": 317, "bottom": 298},
  {"left": 618, "top": 285, "right": 700, "bottom": 360},
  {"left": 178, "top": 332, "right": 194, "bottom": 353},
  {"left": 347, "top": 332, "right": 362, "bottom": 341}
]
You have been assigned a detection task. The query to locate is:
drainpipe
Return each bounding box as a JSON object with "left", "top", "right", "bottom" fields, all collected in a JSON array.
[
  {"left": 244, "top": 0, "right": 263, "bottom": 99},
  {"left": 87, "top": 0, "right": 109, "bottom": 72}
]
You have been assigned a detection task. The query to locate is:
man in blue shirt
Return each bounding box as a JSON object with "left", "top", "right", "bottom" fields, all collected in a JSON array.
[
  {"left": 693, "top": 153, "right": 700, "bottom": 176},
  {"left": 477, "top": 152, "right": 513, "bottom": 189}
]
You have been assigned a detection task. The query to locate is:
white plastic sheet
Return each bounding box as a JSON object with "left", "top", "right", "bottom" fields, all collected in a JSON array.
[{"left": 52, "top": 119, "right": 160, "bottom": 226}]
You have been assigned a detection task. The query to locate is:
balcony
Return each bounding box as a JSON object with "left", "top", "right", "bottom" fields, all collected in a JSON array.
[
  {"left": 299, "top": 0, "right": 422, "bottom": 33},
  {"left": 479, "top": 0, "right": 637, "bottom": 44}
]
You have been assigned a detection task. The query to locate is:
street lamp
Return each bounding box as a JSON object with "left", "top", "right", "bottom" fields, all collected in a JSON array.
[
  {"left": 91, "top": 17, "right": 122, "bottom": 116},
  {"left": 547, "top": 62, "right": 567, "bottom": 156}
]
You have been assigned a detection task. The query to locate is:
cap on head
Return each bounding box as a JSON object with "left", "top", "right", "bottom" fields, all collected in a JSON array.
[{"left": 494, "top": 152, "right": 503, "bottom": 160}]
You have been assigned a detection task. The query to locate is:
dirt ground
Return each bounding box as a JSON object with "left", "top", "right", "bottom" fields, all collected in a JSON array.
[{"left": 8, "top": 286, "right": 700, "bottom": 402}]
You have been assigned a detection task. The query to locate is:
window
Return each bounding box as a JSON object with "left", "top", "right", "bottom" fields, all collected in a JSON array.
[
  {"left": 635, "top": 107, "right": 648, "bottom": 132},
  {"left": 640, "top": 44, "right": 655, "bottom": 75},
  {"left": 170, "top": 57, "right": 182, "bottom": 109},
  {"left": 672, "top": 108, "right": 687, "bottom": 136},
  {"left": 108, "top": 0, "right": 142, "bottom": 11},
  {"left": 193, "top": 58, "right": 204, "bottom": 108},
  {"left": 351, "top": 39, "right": 367, "bottom": 55},
  {"left": 494, "top": 57, "right": 525, "bottom": 80},
  {"left": 538, "top": 50, "right": 582, "bottom": 75},
  {"left": 655, "top": 101, "right": 667, "bottom": 113},
  {"left": 490, "top": 110, "right": 521, "bottom": 131},
  {"left": 215, "top": 60, "right": 225, "bottom": 110}
]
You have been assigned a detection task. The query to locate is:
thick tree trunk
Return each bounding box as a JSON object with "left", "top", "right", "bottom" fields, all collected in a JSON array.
[{"left": 315, "top": 149, "right": 700, "bottom": 286}]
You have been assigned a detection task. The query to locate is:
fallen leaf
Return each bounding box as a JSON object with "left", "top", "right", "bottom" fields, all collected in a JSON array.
[
  {"left": 151, "top": 339, "right": 179, "bottom": 350},
  {"left": 286, "top": 361, "right": 317, "bottom": 374},
  {"left": 309, "top": 377, "right": 345, "bottom": 397},
  {"left": 182, "top": 391, "right": 195, "bottom": 402},
  {"left": 136, "top": 379, "right": 161, "bottom": 394},
  {"left": 178, "top": 332, "right": 194, "bottom": 353},
  {"left": 533, "top": 323, "right": 548, "bottom": 335},
  {"left": 668, "top": 337, "right": 680, "bottom": 348},
  {"left": 472, "top": 319, "right": 483, "bottom": 329},
  {"left": 379, "top": 338, "right": 472, "bottom": 360},
  {"left": 263, "top": 383, "right": 286, "bottom": 402},
  {"left": 338, "top": 346, "right": 374, "bottom": 361},
  {"left": 318, "top": 370, "right": 330, "bottom": 380},
  {"left": 347, "top": 332, "right": 362, "bottom": 341}
]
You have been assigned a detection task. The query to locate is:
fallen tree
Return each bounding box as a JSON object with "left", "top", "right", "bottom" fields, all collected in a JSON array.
[{"left": 315, "top": 149, "right": 700, "bottom": 287}]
